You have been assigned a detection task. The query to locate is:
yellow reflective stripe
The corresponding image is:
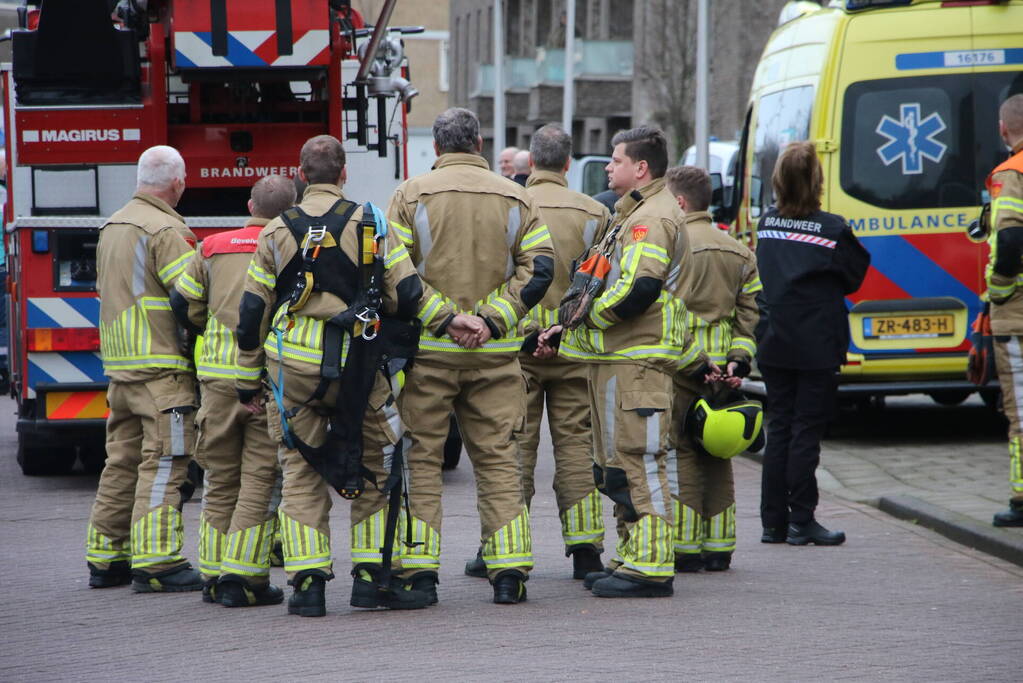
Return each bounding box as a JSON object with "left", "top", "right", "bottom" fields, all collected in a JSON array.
[
  {"left": 673, "top": 501, "right": 703, "bottom": 554},
  {"left": 619, "top": 514, "right": 673, "bottom": 577},
  {"left": 158, "top": 252, "right": 192, "bottom": 286},
  {"left": 730, "top": 336, "right": 756, "bottom": 356},
  {"left": 140, "top": 296, "right": 171, "bottom": 310},
  {"left": 235, "top": 365, "right": 262, "bottom": 381},
  {"left": 419, "top": 335, "right": 523, "bottom": 353},
  {"left": 993, "top": 196, "right": 1023, "bottom": 218},
  {"left": 280, "top": 511, "right": 332, "bottom": 573},
  {"left": 561, "top": 489, "right": 604, "bottom": 546},
  {"left": 485, "top": 295, "right": 517, "bottom": 330},
  {"left": 701, "top": 504, "right": 736, "bottom": 552},
  {"left": 592, "top": 244, "right": 644, "bottom": 325},
  {"left": 520, "top": 224, "right": 552, "bottom": 251},
  {"left": 247, "top": 261, "right": 276, "bottom": 288},
  {"left": 481, "top": 506, "right": 534, "bottom": 569},
  {"left": 85, "top": 524, "right": 131, "bottom": 564},
  {"left": 198, "top": 517, "right": 226, "bottom": 576},
  {"left": 130, "top": 506, "right": 186, "bottom": 569},
  {"left": 988, "top": 280, "right": 1016, "bottom": 297},
  {"left": 742, "top": 276, "right": 763, "bottom": 294},
  {"left": 390, "top": 220, "right": 414, "bottom": 247},
  {"left": 177, "top": 272, "right": 204, "bottom": 298},
  {"left": 639, "top": 243, "right": 671, "bottom": 265},
  {"left": 385, "top": 244, "right": 410, "bottom": 268},
  {"left": 103, "top": 355, "right": 191, "bottom": 370}
]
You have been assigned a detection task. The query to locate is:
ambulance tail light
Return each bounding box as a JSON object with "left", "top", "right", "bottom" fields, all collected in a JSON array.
[{"left": 28, "top": 327, "right": 101, "bottom": 352}]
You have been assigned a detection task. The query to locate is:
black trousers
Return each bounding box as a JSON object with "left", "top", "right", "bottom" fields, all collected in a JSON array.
[{"left": 759, "top": 364, "right": 837, "bottom": 528}]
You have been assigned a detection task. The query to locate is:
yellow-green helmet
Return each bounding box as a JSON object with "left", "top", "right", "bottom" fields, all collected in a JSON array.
[{"left": 687, "top": 396, "right": 764, "bottom": 459}]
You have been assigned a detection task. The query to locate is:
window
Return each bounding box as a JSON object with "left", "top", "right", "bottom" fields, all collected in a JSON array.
[
  {"left": 751, "top": 85, "right": 814, "bottom": 217},
  {"left": 439, "top": 39, "right": 449, "bottom": 93},
  {"left": 841, "top": 72, "right": 1023, "bottom": 210}
]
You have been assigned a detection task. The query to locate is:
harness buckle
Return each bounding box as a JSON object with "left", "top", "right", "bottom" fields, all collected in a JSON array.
[
  {"left": 301, "top": 225, "right": 328, "bottom": 259},
  {"left": 356, "top": 308, "right": 381, "bottom": 340}
]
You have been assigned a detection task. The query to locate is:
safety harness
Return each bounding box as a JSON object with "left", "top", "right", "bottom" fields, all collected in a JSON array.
[{"left": 267, "top": 199, "right": 420, "bottom": 591}]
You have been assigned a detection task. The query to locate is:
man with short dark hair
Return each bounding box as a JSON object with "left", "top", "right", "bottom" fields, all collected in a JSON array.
[
  {"left": 517, "top": 123, "right": 610, "bottom": 579},
  {"left": 388, "top": 107, "right": 555, "bottom": 604},
  {"left": 986, "top": 93, "right": 1023, "bottom": 527},
  {"left": 171, "top": 175, "right": 296, "bottom": 607},
  {"left": 542, "top": 126, "right": 713, "bottom": 598},
  {"left": 664, "top": 165, "right": 761, "bottom": 573}
]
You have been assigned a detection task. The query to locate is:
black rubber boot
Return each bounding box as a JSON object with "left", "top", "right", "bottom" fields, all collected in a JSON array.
[
  {"left": 591, "top": 573, "right": 673, "bottom": 598},
  {"left": 407, "top": 572, "right": 439, "bottom": 606},
  {"left": 582, "top": 568, "right": 613, "bottom": 589},
  {"left": 761, "top": 527, "right": 787, "bottom": 543},
  {"left": 88, "top": 561, "right": 132, "bottom": 589},
  {"left": 288, "top": 570, "right": 329, "bottom": 617},
  {"left": 350, "top": 565, "right": 430, "bottom": 610},
  {"left": 702, "top": 552, "right": 732, "bottom": 572},
  {"left": 492, "top": 569, "right": 528, "bottom": 604},
  {"left": 132, "top": 564, "right": 204, "bottom": 593},
  {"left": 202, "top": 578, "right": 220, "bottom": 604},
  {"left": 218, "top": 575, "right": 284, "bottom": 607},
  {"left": 570, "top": 547, "right": 604, "bottom": 580},
  {"left": 786, "top": 520, "right": 846, "bottom": 546},
  {"left": 993, "top": 500, "right": 1023, "bottom": 527},
  {"left": 464, "top": 547, "right": 487, "bottom": 578},
  {"left": 674, "top": 554, "right": 704, "bottom": 573}
]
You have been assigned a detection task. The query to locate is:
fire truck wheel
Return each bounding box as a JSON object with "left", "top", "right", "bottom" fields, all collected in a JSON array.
[
  {"left": 928, "top": 390, "right": 971, "bottom": 407},
  {"left": 17, "top": 442, "right": 76, "bottom": 476}
]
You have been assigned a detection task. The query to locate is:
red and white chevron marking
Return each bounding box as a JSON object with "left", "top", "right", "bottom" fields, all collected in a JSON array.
[{"left": 757, "top": 229, "right": 836, "bottom": 249}]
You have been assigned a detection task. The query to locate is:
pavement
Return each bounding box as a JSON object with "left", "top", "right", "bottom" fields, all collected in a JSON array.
[{"left": 2, "top": 395, "right": 1021, "bottom": 681}]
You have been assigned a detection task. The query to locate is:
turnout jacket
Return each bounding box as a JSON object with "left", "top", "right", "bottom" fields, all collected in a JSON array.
[
  {"left": 97, "top": 193, "right": 196, "bottom": 382},
  {"left": 984, "top": 142, "right": 1023, "bottom": 335},
  {"left": 520, "top": 169, "right": 610, "bottom": 334},
  {"left": 235, "top": 184, "right": 428, "bottom": 393},
  {"left": 171, "top": 218, "right": 268, "bottom": 382},
  {"left": 755, "top": 207, "right": 870, "bottom": 370},
  {"left": 385, "top": 153, "right": 555, "bottom": 369},
  {"left": 560, "top": 177, "right": 702, "bottom": 375},
  {"left": 676, "top": 211, "right": 761, "bottom": 365}
]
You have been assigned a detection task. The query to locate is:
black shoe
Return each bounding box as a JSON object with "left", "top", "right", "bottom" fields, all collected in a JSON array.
[
  {"left": 202, "top": 578, "right": 220, "bottom": 604},
  {"left": 591, "top": 573, "right": 673, "bottom": 598},
  {"left": 288, "top": 570, "right": 328, "bottom": 617},
  {"left": 88, "top": 561, "right": 132, "bottom": 589},
  {"left": 218, "top": 575, "right": 284, "bottom": 607},
  {"left": 464, "top": 548, "right": 487, "bottom": 578},
  {"left": 570, "top": 547, "right": 604, "bottom": 580},
  {"left": 132, "top": 565, "right": 204, "bottom": 593},
  {"left": 674, "top": 554, "right": 703, "bottom": 573},
  {"left": 268, "top": 541, "right": 284, "bottom": 567},
  {"left": 761, "top": 527, "right": 787, "bottom": 543},
  {"left": 492, "top": 570, "right": 527, "bottom": 604},
  {"left": 702, "top": 552, "right": 732, "bottom": 572},
  {"left": 407, "top": 572, "right": 439, "bottom": 606},
  {"left": 993, "top": 501, "right": 1023, "bottom": 527},
  {"left": 350, "top": 565, "right": 429, "bottom": 610},
  {"left": 582, "top": 568, "right": 613, "bottom": 589},
  {"left": 787, "top": 520, "right": 846, "bottom": 546}
]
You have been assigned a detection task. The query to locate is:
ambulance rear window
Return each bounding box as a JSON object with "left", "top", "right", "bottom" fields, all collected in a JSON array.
[
  {"left": 840, "top": 73, "right": 1023, "bottom": 210},
  {"left": 751, "top": 85, "right": 814, "bottom": 217}
]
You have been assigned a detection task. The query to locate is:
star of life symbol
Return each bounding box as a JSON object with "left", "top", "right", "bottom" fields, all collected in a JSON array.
[{"left": 875, "top": 103, "right": 948, "bottom": 175}]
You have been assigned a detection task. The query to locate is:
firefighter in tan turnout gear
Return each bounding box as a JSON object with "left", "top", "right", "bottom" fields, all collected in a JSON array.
[
  {"left": 540, "top": 127, "right": 716, "bottom": 598},
  {"left": 518, "top": 124, "right": 609, "bottom": 579},
  {"left": 985, "top": 94, "right": 1023, "bottom": 528},
  {"left": 85, "top": 146, "right": 203, "bottom": 593},
  {"left": 235, "top": 135, "right": 474, "bottom": 617},
  {"left": 387, "top": 108, "right": 555, "bottom": 604},
  {"left": 170, "top": 175, "right": 296, "bottom": 607},
  {"left": 665, "top": 166, "right": 761, "bottom": 572}
]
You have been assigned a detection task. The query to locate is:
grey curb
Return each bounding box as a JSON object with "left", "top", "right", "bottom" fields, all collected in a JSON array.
[{"left": 878, "top": 494, "right": 1023, "bottom": 568}]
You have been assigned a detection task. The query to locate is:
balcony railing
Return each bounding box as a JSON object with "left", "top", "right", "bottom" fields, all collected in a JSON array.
[{"left": 472, "top": 40, "right": 633, "bottom": 96}]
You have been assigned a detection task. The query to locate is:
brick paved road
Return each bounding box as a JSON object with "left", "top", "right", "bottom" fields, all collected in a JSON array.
[{"left": 1, "top": 396, "right": 1019, "bottom": 682}]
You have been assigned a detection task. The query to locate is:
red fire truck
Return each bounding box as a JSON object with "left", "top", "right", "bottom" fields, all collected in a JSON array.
[{"left": 4, "top": 0, "right": 419, "bottom": 474}]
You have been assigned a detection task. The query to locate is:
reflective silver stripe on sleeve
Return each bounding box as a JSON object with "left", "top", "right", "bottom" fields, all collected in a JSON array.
[
  {"left": 603, "top": 375, "right": 617, "bottom": 461},
  {"left": 134, "top": 235, "right": 149, "bottom": 298},
  {"left": 664, "top": 231, "right": 687, "bottom": 291},
  {"left": 414, "top": 202, "right": 433, "bottom": 276},
  {"left": 505, "top": 204, "right": 521, "bottom": 278},
  {"left": 607, "top": 241, "right": 623, "bottom": 285},
  {"left": 644, "top": 414, "right": 667, "bottom": 517},
  {"left": 149, "top": 455, "right": 174, "bottom": 508}
]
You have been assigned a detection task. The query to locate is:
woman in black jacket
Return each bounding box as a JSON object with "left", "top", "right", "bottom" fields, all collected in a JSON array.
[{"left": 755, "top": 141, "right": 870, "bottom": 546}]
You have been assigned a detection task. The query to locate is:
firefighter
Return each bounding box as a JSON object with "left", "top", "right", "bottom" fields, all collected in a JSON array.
[
  {"left": 387, "top": 108, "right": 555, "bottom": 604},
  {"left": 235, "top": 135, "right": 475, "bottom": 616},
  {"left": 986, "top": 93, "right": 1023, "bottom": 527},
  {"left": 85, "top": 145, "right": 202, "bottom": 593},
  {"left": 169, "top": 175, "right": 296, "bottom": 606},
  {"left": 517, "top": 124, "right": 609, "bottom": 578},
  {"left": 664, "top": 165, "right": 761, "bottom": 572},
  {"left": 540, "top": 127, "right": 714, "bottom": 598}
]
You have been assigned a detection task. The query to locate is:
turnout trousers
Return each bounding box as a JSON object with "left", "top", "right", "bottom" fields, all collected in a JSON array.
[
  {"left": 588, "top": 362, "right": 675, "bottom": 582},
  {"left": 759, "top": 364, "right": 837, "bottom": 528},
  {"left": 519, "top": 355, "right": 604, "bottom": 555},
  {"left": 193, "top": 379, "right": 281, "bottom": 586},
  {"left": 993, "top": 336, "right": 1023, "bottom": 503},
  {"left": 398, "top": 359, "right": 532, "bottom": 580},
  {"left": 265, "top": 368, "right": 404, "bottom": 582},
  {"left": 668, "top": 375, "right": 736, "bottom": 559},
  {"left": 85, "top": 373, "right": 197, "bottom": 575}
]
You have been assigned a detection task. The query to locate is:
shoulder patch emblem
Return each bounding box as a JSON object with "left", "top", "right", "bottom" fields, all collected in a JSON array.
[
  {"left": 632, "top": 225, "right": 648, "bottom": 242},
  {"left": 990, "top": 182, "right": 1003, "bottom": 199}
]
